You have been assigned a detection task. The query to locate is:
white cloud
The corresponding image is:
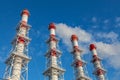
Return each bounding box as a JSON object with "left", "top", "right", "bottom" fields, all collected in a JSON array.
[
  {"left": 55, "top": 23, "right": 120, "bottom": 69},
  {"left": 55, "top": 23, "right": 92, "bottom": 51},
  {"left": 56, "top": 23, "right": 91, "bottom": 43},
  {"left": 96, "top": 32, "right": 118, "bottom": 42},
  {"left": 103, "top": 19, "right": 109, "bottom": 24},
  {"left": 115, "top": 17, "right": 120, "bottom": 27},
  {"left": 111, "top": 71, "right": 120, "bottom": 80},
  {"left": 92, "top": 17, "right": 97, "bottom": 23},
  {"left": 95, "top": 42, "right": 120, "bottom": 57},
  {"left": 115, "top": 17, "right": 120, "bottom": 22},
  {"left": 115, "top": 23, "right": 120, "bottom": 27},
  {"left": 109, "top": 54, "right": 120, "bottom": 69},
  {"left": 0, "top": 46, "right": 8, "bottom": 62}
]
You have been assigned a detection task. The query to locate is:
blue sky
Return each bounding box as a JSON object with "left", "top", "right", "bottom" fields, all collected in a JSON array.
[{"left": 0, "top": 0, "right": 120, "bottom": 80}]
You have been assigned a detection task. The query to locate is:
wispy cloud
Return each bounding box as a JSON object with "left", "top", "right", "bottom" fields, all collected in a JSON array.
[
  {"left": 92, "top": 17, "right": 97, "bottom": 23},
  {"left": 111, "top": 70, "right": 120, "bottom": 80},
  {"left": 115, "top": 17, "right": 120, "bottom": 22},
  {"left": 31, "top": 29, "right": 41, "bottom": 38},
  {"left": 96, "top": 32, "right": 118, "bottom": 42},
  {"left": 115, "top": 17, "right": 120, "bottom": 27},
  {"left": 103, "top": 19, "right": 109, "bottom": 24},
  {"left": 0, "top": 46, "right": 8, "bottom": 62},
  {"left": 55, "top": 23, "right": 120, "bottom": 70}
]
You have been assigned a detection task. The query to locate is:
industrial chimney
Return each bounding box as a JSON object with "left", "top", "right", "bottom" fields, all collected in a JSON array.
[
  {"left": 71, "top": 34, "right": 90, "bottom": 80},
  {"left": 89, "top": 44, "right": 106, "bottom": 80},
  {"left": 43, "top": 23, "right": 65, "bottom": 80},
  {"left": 3, "top": 9, "right": 31, "bottom": 80}
]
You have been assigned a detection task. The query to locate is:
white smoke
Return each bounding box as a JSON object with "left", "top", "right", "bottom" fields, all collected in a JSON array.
[{"left": 55, "top": 23, "right": 120, "bottom": 69}]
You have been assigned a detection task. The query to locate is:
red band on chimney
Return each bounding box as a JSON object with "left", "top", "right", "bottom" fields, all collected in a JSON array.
[
  {"left": 48, "top": 23, "right": 56, "bottom": 30},
  {"left": 21, "top": 9, "right": 30, "bottom": 16},
  {"left": 90, "top": 44, "right": 96, "bottom": 51},
  {"left": 71, "top": 34, "right": 78, "bottom": 41}
]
